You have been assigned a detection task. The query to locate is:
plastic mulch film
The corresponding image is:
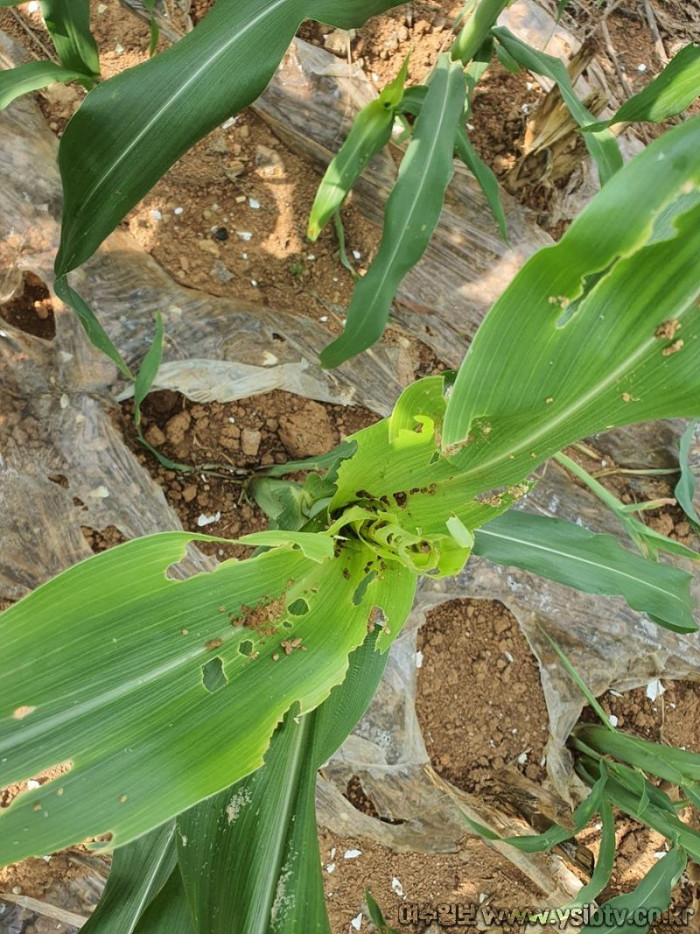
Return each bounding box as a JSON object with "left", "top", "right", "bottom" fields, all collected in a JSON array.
[{"left": 1, "top": 18, "right": 700, "bottom": 925}]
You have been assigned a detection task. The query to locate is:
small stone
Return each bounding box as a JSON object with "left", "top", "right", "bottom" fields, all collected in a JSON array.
[
  {"left": 197, "top": 240, "right": 220, "bottom": 256},
  {"left": 254, "top": 145, "right": 285, "bottom": 177},
  {"left": 182, "top": 485, "right": 198, "bottom": 503},
  {"left": 238, "top": 125, "right": 250, "bottom": 139},
  {"left": 224, "top": 160, "right": 246, "bottom": 181},
  {"left": 211, "top": 261, "right": 234, "bottom": 284},
  {"left": 214, "top": 227, "right": 229, "bottom": 241},
  {"left": 145, "top": 424, "right": 167, "bottom": 447},
  {"left": 241, "top": 428, "right": 262, "bottom": 456},
  {"left": 323, "top": 28, "right": 355, "bottom": 55},
  {"left": 165, "top": 411, "right": 191, "bottom": 445}
]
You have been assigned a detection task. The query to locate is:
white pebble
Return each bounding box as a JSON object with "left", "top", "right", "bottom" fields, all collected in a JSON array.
[
  {"left": 150, "top": 209, "right": 163, "bottom": 222},
  {"left": 352, "top": 250, "right": 362, "bottom": 260},
  {"left": 12, "top": 887, "right": 22, "bottom": 895},
  {"left": 415, "top": 650, "right": 424, "bottom": 669},
  {"left": 306, "top": 254, "right": 316, "bottom": 261},
  {"left": 196, "top": 512, "right": 221, "bottom": 527},
  {"left": 351, "top": 913, "right": 363, "bottom": 931},
  {"left": 27, "top": 0, "right": 39, "bottom": 11},
  {"left": 319, "top": 315, "right": 328, "bottom": 323},
  {"left": 59, "top": 393, "right": 69, "bottom": 409},
  {"left": 174, "top": 206, "right": 184, "bottom": 216},
  {"left": 248, "top": 198, "right": 261, "bottom": 210},
  {"left": 115, "top": 43, "right": 125, "bottom": 54},
  {"left": 326, "top": 862, "right": 335, "bottom": 873},
  {"left": 27, "top": 780, "right": 40, "bottom": 790},
  {"left": 391, "top": 877, "right": 404, "bottom": 898},
  {"left": 237, "top": 231, "right": 253, "bottom": 242},
  {"left": 637, "top": 63, "right": 647, "bottom": 72},
  {"left": 608, "top": 714, "right": 619, "bottom": 727},
  {"left": 517, "top": 752, "right": 528, "bottom": 765},
  {"left": 344, "top": 849, "right": 362, "bottom": 859},
  {"left": 221, "top": 117, "right": 238, "bottom": 130},
  {"left": 251, "top": 279, "right": 258, "bottom": 287}
]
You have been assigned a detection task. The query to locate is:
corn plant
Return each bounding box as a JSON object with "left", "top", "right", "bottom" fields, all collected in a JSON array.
[{"left": 1, "top": 0, "right": 700, "bottom": 931}]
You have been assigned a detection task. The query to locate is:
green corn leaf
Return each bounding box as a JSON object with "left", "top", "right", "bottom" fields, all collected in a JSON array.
[
  {"left": 503, "top": 767, "right": 607, "bottom": 853},
  {"left": 134, "top": 313, "right": 164, "bottom": 428},
  {"left": 0, "top": 529, "right": 414, "bottom": 865},
  {"left": 473, "top": 511, "right": 696, "bottom": 633},
  {"left": 442, "top": 117, "right": 700, "bottom": 494},
  {"left": 584, "top": 44, "right": 700, "bottom": 132},
  {"left": 398, "top": 86, "right": 507, "bottom": 240},
  {"left": 492, "top": 26, "right": 622, "bottom": 184},
  {"left": 39, "top": 0, "right": 100, "bottom": 76},
  {"left": 451, "top": 0, "right": 509, "bottom": 66},
  {"left": 581, "top": 762, "right": 700, "bottom": 863},
  {"left": 567, "top": 796, "right": 615, "bottom": 909},
  {"left": 132, "top": 871, "right": 194, "bottom": 933},
  {"left": 462, "top": 767, "right": 607, "bottom": 852},
  {"left": 366, "top": 888, "right": 400, "bottom": 934},
  {"left": 0, "top": 61, "right": 89, "bottom": 110},
  {"left": 576, "top": 724, "right": 700, "bottom": 786},
  {"left": 82, "top": 821, "right": 177, "bottom": 933},
  {"left": 54, "top": 0, "right": 408, "bottom": 279},
  {"left": 330, "top": 376, "right": 529, "bottom": 580},
  {"left": 676, "top": 421, "right": 700, "bottom": 528},
  {"left": 582, "top": 847, "right": 687, "bottom": 934},
  {"left": 176, "top": 632, "right": 388, "bottom": 934},
  {"left": 454, "top": 126, "right": 507, "bottom": 240},
  {"left": 320, "top": 54, "right": 467, "bottom": 368},
  {"left": 307, "top": 53, "right": 410, "bottom": 242},
  {"left": 54, "top": 275, "right": 134, "bottom": 378}
]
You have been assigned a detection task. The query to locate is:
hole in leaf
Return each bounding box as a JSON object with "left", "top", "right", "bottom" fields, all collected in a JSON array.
[
  {"left": 282, "top": 620, "right": 293, "bottom": 629},
  {"left": 288, "top": 598, "right": 308, "bottom": 617},
  {"left": 238, "top": 640, "right": 255, "bottom": 657},
  {"left": 202, "top": 656, "right": 228, "bottom": 693},
  {"left": 352, "top": 570, "right": 377, "bottom": 606}
]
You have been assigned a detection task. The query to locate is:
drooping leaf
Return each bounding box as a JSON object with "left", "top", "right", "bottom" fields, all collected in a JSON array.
[
  {"left": 177, "top": 632, "right": 389, "bottom": 934},
  {"left": 676, "top": 421, "right": 700, "bottom": 528},
  {"left": 566, "top": 797, "right": 615, "bottom": 909},
  {"left": 54, "top": 275, "right": 134, "bottom": 378},
  {"left": 442, "top": 117, "right": 700, "bottom": 498},
  {"left": 454, "top": 126, "right": 507, "bottom": 240},
  {"left": 0, "top": 61, "right": 88, "bottom": 111},
  {"left": 0, "top": 529, "right": 412, "bottom": 865},
  {"left": 582, "top": 846, "right": 687, "bottom": 934},
  {"left": 473, "top": 510, "right": 696, "bottom": 633},
  {"left": 492, "top": 26, "right": 622, "bottom": 184},
  {"left": 584, "top": 44, "right": 700, "bottom": 131},
  {"left": 81, "top": 821, "right": 178, "bottom": 934},
  {"left": 134, "top": 312, "right": 164, "bottom": 428},
  {"left": 320, "top": 55, "right": 467, "bottom": 367},
  {"left": 462, "top": 766, "right": 607, "bottom": 853},
  {"left": 54, "top": 0, "right": 408, "bottom": 277},
  {"left": 39, "top": 0, "right": 100, "bottom": 76},
  {"left": 307, "top": 53, "right": 410, "bottom": 241},
  {"left": 576, "top": 724, "right": 700, "bottom": 787}
]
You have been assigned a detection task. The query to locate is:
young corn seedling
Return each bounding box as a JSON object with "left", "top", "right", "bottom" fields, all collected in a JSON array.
[{"left": 1, "top": 0, "right": 700, "bottom": 930}]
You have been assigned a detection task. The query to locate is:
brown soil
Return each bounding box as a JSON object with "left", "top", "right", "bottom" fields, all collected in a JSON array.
[
  {"left": 0, "top": 272, "right": 55, "bottom": 341},
  {"left": 319, "top": 828, "right": 546, "bottom": 934},
  {"left": 416, "top": 598, "right": 549, "bottom": 794},
  {"left": 118, "top": 389, "right": 379, "bottom": 559}
]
